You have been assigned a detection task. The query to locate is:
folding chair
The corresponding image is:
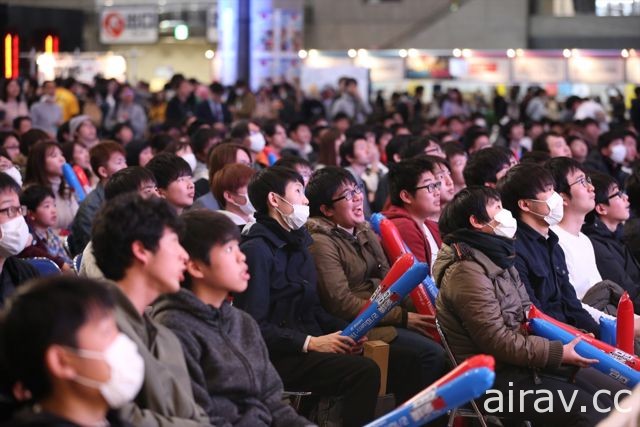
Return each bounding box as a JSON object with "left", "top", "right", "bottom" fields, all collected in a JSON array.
[
  {"left": 435, "top": 320, "right": 532, "bottom": 427},
  {"left": 23, "top": 257, "right": 61, "bottom": 276}
]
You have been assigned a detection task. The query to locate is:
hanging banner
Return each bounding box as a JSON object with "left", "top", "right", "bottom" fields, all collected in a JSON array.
[
  {"left": 568, "top": 57, "right": 624, "bottom": 84},
  {"left": 100, "top": 7, "right": 158, "bottom": 44},
  {"left": 449, "top": 57, "right": 510, "bottom": 83},
  {"left": 513, "top": 57, "right": 565, "bottom": 83}
]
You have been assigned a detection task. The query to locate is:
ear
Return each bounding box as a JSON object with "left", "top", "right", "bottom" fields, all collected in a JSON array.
[
  {"left": 266, "top": 192, "right": 280, "bottom": 210},
  {"left": 399, "top": 189, "right": 413, "bottom": 205},
  {"left": 485, "top": 182, "right": 497, "bottom": 189},
  {"left": 319, "top": 203, "right": 334, "bottom": 219},
  {"left": 223, "top": 191, "right": 234, "bottom": 205},
  {"left": 131, "top": 240, "right": 150, "bottom": 266},
  {"left": 517, "top": 199, "right": 530, "bottom": 213},
  {"left": 392, "top": 153, "right": 401, "bottom": 163},
  {"left": 469, "top": 214, "right": 486, "bottom": 231},
  {"left": 595, "top": 203, "right": 607, "bottom": 216},
  {"left": 157, "top": 187, "right": 168, "bottom": 199},
  {"left": 560, "top": 192, "right": 570, "bottom": 207},
  {"left": 186, "top": 259, "right": 205, "bottom": 280},
  {"left": 45, "top": 346, "right": 76, "bottom": 380},
  {"left": 97, "top": 166, "right": 108, "bottom": 181}
]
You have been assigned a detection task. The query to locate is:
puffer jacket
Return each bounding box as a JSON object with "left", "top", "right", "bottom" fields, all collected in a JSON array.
[
  {"left": 382, "top": 205, "right": 442, "bottom": 266},
  {"left": 434, "top": 242, "right": 563, "bottom": 373},
  {"left": 307, "top": 216, "right": 405, "bottom": 342}
]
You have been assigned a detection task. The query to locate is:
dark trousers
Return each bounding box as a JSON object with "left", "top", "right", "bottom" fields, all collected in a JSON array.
[
  {"left": 273, "top": 352, "right": 380, "bottom": 427},
  {"left": 481, "top": 367, "right": 630, "bottom": 427}
]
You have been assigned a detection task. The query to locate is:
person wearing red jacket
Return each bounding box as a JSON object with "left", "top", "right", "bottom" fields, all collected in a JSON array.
[{"left": 383, "top": 157, "right": 442, "bottom": 271}]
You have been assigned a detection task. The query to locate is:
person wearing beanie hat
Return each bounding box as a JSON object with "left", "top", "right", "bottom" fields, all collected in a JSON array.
[{"left": 70, "top": 115, "right": 99, "bottom": 149}]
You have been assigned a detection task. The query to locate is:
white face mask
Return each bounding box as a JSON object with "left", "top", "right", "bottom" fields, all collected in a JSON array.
[
  {"left": 275, "top": 194, "right": 309, "bottom": 230},
  {"left": 232, "top": 193, "right": 256, "bottom": 216},
  {"left": 70, "top": 333, "right": 144, "bottom": 408},
  {"left": 2, "top": 167, "right": 22, "bottom": 188},
  {"left": 609, "top": 144, "right": 627, "bottom": 164},
  {"left": 179, "top": 153, "right": 197, "bottom": 172},
  {"left": 249, "top": 132, "right": 266, "bottom": 153},
  {"left": 489, "top": 208, "right": 517, "bottom": 239},
  {"left": 0, "top": 215, "right": 30, "bottom": 258},
  {"left": 529, "top": 191, "right": 564, "bottom": 226}
]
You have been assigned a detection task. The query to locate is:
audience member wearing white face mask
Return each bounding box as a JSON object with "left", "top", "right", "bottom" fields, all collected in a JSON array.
[
  {"left": 211, "top": 163, "right": 257, "bottom": 232},
  {"left": 0, "top": 172, "right": 39, "bottom": 306},
  {"left": 0, "top": 276, "right": 143, "bottom": 427},
  {"left": 585, "top": 131, "right": 630, "bottom": 190}
]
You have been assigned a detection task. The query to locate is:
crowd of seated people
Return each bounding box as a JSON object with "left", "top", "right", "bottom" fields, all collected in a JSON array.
[{"left": 0, "top": 74, "right": 639, "bottom": 426}]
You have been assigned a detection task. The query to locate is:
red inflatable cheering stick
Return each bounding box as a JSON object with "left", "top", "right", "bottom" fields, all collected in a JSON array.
[{"left": 617, "top": 292, "right": 635, "bottom": 355}]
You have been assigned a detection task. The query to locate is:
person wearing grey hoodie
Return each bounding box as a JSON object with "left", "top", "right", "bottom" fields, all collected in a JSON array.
[{"left": 151, "top": 210, "right": 313, "bottom": 427}]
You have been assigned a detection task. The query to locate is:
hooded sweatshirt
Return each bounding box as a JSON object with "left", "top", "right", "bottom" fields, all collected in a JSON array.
[{"left": 151, "top": 289, "right": 312, "bottom": 427}]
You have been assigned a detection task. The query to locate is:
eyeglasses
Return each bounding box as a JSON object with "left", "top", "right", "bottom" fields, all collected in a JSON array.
[
  {"left": 569, "top": 175, "right": 592, "bottom": 188},
  {"left": 332, "top": 186, "right": 363, "bottom": 203},
  {"left": 415, "top": 181, "right": 442, "bottom": 193},
  {"left": 0, "top": 205, "right": 26, "bottom": 218},
  {"left": 608, "top": 189, "right": 626, "bottom": 200}
]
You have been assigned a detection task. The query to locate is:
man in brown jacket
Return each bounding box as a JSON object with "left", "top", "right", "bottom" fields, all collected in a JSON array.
[{"left": 435, "top": 186, "right": 628, "bottom": 426}]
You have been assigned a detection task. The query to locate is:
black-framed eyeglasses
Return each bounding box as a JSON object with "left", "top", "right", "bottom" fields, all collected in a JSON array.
[
  {"left": 415, "top": 181, "right": 442, "bottom": 193},
  {"left": 608, "top": 189, "right": 626, "bottom": 200},
  {"left": 332, "top": 186, "right": 363, "bottom": 203},
  {"left": 569, "top": 175, "right": 592, "bottom": 188},
  {"left": 0, "top": 205, "right": 26, "bottom": 218}
]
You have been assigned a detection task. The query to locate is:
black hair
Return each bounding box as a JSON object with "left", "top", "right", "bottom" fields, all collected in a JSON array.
[
  {"left": 248, "top": 166, "right": 304, "bottom": 216},
  {"left": 0, "top": 171, "right": 21, "bottom": 195},
  {"left": 262, "top": 120, "right": 283, "bottom": 138},
  {"left": 461, "top": 126, "right": 489, "bottom": 152},
  {"left": 544, "top": 156, "right": 587, "bottom": 198},
  {"left": 12, "top": 116, "right": 31, "bottom": 132},
  {"left": 230, "top": 120, "right": 251, "bottom": 140},
  {"left": 190, "top": 128, "right": 220, "bottom": 157},
  {"left": 145, "top": 152, "right": 192, "bottom": 189},
  {"left": 20, "top": 185, "right": 55, "bottom": 211},
  {"left": 627, "top": 167, "right": 640, "bottom": 216},
  {"left": 385, "top": 135, "right": 416, "bottom": 165},
  {"left": 149, "top": 133, "right": 175, "bottom": 153},
  {"left": 520, "top": 150, "right": 551, "bottom": 164},
  {"left": 125, "top": 139, "right": 152, "bottom": 167},
  {"left": 339, "top": 135, "right": 365, "bottom": 167},
  {"left": 288, "top": 120, "right": 310, "bottom": 135},
  {"left": 597, "top": 131, "right": 625, "bottom": 151},
  {"left": 498, "top": 163, "right": 555, "bottom": 220},
  {"left": 400, "top": 136, "right": 440, "bottom": 160},
  {"left": 92, "top": 194, "right": 183, "bottom": 281},
  {"left": 0, "top": 276, "right": 115, "bottom": 400},
  {"left": 532, "top": 132, "right": 560, "bottom": 153},
  {"left": 442, "top": 141, "right": 466, "bottom": 159},
  {"left": 179, "top": 210, "right": 240, "bottom": 289},
  {"left": 104, "top": 166, "right": 157, "bottom": 201},
  {"left": 273, "top": 156, "right": 312, "bottom": 171},
  {"left": 332, "top": 112, "right": 350, "bottom": 123},
  {"left": 585, "top": 172, "right": 618, "bottom": 224},
  {"left": 306, "top": 166, "right": 358, "bottom": 218},
  {"left": 463, "top": 147, "right": 511, "bottom": 187},
  {"left": 438, "top": 186, "right": 501, "bottom": 237},
  {"left": 388, "top": 157, "right": 435, "bottom": 207}
]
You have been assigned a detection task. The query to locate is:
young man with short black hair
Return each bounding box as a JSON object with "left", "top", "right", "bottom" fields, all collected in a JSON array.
[
  {"left": 463, "top": 147, "right": 512, "bottom": 188},
  {"left": 145, "top": 152, "right": 195, "bottom": 214},
  {"left": 152, "top": 210, "right": 312, "bottom": 426},
  {"left": 92, "top": 195, "right": 212, "bottom": 426},
  {"left": 236, "top": 166, "right": 380, "bottom": 427}
]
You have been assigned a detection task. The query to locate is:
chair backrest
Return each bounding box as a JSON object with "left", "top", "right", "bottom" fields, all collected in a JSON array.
[
  {"left": 23, "top": 257, "right": 61, "bottom": 276},
  {"left": 435, "top": 318, "right": 460, "bottom": 368},
  {"left": 72, "top": 254, "right": 83, "bottom": 274}
]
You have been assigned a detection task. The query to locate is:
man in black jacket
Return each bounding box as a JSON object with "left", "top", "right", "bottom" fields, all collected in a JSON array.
[
  {"left": 583, "top": 172, "right": 640, "bottom": 313},
  {"left": 234, "top": 167, "right": 380, "bottom": 427}
]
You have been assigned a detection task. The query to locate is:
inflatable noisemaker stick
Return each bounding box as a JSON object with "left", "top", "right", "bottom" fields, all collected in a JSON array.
[
  {"left": 528, "top": 305, "right": 640, "bottom": 371},
  {"left": 405, "top": 354, "right": 495, "bottom": 405},
  {"left": 72, "top": 164, "right": 91, "bottom": 193},
  {"left": 617, "top": 292, "right": 634, "bottom": 354},
  {"left": 341, "top": 257, "right": 428, "bottom": 341},
  {"left": 62, "top": 163, "right": 86, "bottom": 202},
  {"left": 529, "top": 318, "right": 640, "bottom": 387},
  {"left": 372, "top": 214, "right": 438, "bottom": 317},
  {"left": 365, "top": 358, "right": 495, "bottom": 427},
  {"left": 600, "top": 317, "right": 617, "bottom": 347},
  {"left": 361, "top": 253, "right": 415, "bottom": 314}
]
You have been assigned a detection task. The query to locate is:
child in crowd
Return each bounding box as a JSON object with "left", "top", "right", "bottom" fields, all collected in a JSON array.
[
  {"left": 19, "top": 185, "right": 72, "bottom": 271},
  {"left": 152, "top": 210, "right": 312, "bottom": 426}
]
